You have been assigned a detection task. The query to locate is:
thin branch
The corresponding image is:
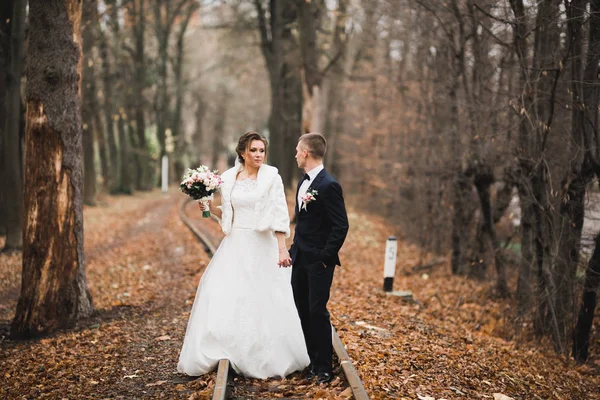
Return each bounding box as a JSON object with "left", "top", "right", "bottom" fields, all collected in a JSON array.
[
  {"left": 254, "top": 0, "right": 272, "bottom": 61},
  {"left": 320, "top": 50, "right": 343, "bottom": 78},
  {"left": 473, "top": 2, "right": 515, "bottom": 26}
]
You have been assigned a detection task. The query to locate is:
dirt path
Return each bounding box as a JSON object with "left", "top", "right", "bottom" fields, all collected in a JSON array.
[
  {"left": 1, "top": 190, "right": 216, "bottom": 399},
  {"left": 1, "top": 190, "right": 599, "bottom": 399}
]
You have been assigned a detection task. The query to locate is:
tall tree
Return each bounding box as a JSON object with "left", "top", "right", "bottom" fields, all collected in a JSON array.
[
  {"left": 297, "top": 0, "right": 322, "bottom": 133},
  {"left": 573, "top": 0, "right": 600, "bottom": 363},
  {"left": 322, "top": 0, "right": 352, "bottom": 175},
  {"left": 82, "top": 0, "right": 101, "bottom": 206},
  {"left": 152, "top": 0, "right": 191, "bottom": 160},
  {"left": 106, "top": 0, "right": 133, "bottom": 194},
  {"left": 211, "top": 87, "right": 229, "bottom": 168},
  {"left": 172, "top": 0, "right": 198, "bottom": 180},
  {"left": 191, "top": 93, "right": 206, "bottom": 166},
  {"left": 255, "top": 0, "right": 303, "bottom": 186},
  {"left": 530, "top": 0, "right": 562, "bottom": 343},
  {"left": 0, "top": 1, "right": 12, "bottom": 238},
  {"left": 509, "top": 0, "right": 536, "bottom": 318},
  {"left": 126, "top": 0, "right": 151, "bottom": 191},
  {"left": 553, "top": 0, "right": 590, "bottom": 353},
  {"left": 98, "top": 11, "right": 119, "bottom": 193},
  {"left": 12, "top": 0, "right": 94, "bottom": 338},
  {"left": 2, "top": 0, "right": 26, "bottom": 252}
]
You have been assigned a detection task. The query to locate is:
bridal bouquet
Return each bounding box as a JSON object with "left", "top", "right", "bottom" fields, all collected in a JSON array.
[{"left": 180, "top": 166, "right": 223, "bottom": 218}]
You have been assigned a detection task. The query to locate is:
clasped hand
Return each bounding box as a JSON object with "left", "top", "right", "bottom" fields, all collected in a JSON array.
[{"left": 278, "top": 250, "right": 292, "bottom": 268}]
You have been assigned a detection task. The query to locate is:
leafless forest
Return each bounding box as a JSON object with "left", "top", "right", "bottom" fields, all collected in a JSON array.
[{"left": 1, "top": 0, "right": 599, "bottom": 373}]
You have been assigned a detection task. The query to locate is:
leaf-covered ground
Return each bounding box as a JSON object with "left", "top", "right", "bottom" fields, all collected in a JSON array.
[{"left": 0, "top": 189, "right": 599, "bottom": 399}]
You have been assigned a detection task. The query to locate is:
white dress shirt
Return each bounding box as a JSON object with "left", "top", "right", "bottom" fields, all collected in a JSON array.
[{"left": 298, "top": 164, "right": 324, "bottom": 211}]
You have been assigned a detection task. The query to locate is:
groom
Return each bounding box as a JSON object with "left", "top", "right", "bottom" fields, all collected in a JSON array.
[{"left": 289, "top": 133, "right": 349, "bottom": 384}]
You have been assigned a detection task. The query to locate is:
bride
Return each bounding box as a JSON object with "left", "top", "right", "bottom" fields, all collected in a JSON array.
[{"left": 177, "top": 131, "right": 310, "bottom": 379}]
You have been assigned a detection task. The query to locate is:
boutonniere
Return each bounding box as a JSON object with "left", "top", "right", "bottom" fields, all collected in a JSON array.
[{"left": 301, "top": 189, "right": 318, "bottom": 211}]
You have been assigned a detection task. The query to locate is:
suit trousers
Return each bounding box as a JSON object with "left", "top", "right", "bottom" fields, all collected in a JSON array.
[{"left": 291, "top": 252, "right": 336, "bottom": 374}]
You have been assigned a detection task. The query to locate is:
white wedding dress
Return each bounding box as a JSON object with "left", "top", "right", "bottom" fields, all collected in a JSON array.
[{"left": 177, "top": 178, "right": 310, "bottom": 379}]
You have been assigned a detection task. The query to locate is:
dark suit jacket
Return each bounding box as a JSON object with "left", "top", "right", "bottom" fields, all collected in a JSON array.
[{"left": 290, "top": 169, "right": 349, "bottom": 267}]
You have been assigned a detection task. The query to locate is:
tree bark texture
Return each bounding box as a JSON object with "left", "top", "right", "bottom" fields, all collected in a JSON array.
[
  {"left": 551, "top": 0, "right": 590, "bottom": 353},
  {"left": 572, "top": 0, "right": 600, "bottom": 363},
  {"left": 126, "top": 0, "right": 151, "bottom": 190},
  {"left": 572, "top": 233, "right": 600, "bottom": 363},
  {"left": 297, "top": 0, "right": 321, "bottom": 133},
  {"left": 2, "top": 0, "right": 26, "bottom": 251},
  {"left": 530, "top": 0, "right": 562, "bottom": 347},
  {"left": 509, "top": 0, "right": 536, "bottom": 317},
  {"left": 12, "top": 0, "right": 94, "bottom": 338},
  {"left": 0, "top": 1, "right": 13, "bottom": 237},
  {"left": 473, "top": 163, "right": 508, "bottom": 295},
  {"left": 171, "top": 2, "right": 196, "bottom": 170},
  {"left": 256, "top": 0, "right": 302, "bottom": 187},
  {"left": 451, "top": 171, "right": 472, "bottom": 275}
]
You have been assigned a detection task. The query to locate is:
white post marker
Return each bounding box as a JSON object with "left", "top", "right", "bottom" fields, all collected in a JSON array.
[
  {"left": 382, "top": 236, "right": 413, "bottom": 299},
  {"left": 383, "top": 236, "right": 397, "bottom": 291},
  {"left": 161, "top": 155, "right": 168, "bottom": 193}
]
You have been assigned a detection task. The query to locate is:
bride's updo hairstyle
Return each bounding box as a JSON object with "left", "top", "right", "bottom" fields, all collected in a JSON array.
[{"left": 236, "top": 131, "right": 269, "bottom": 165}]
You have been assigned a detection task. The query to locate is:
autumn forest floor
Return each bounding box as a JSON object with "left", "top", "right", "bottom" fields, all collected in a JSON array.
[{"left": 1, "top": 188, "right": 599, "bottom": 399}]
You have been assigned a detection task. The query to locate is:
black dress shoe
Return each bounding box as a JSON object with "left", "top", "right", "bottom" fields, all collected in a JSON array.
[
  {"left": 316, "top": 372, "right": 333, "bottom": 384},
  {"left": 302, "top": 366, "right": 316, "bottom": 380}
]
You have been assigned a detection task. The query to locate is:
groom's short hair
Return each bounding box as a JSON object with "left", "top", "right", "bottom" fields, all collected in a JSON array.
[{"left": 299, "top": 133, "right": 327, "bottom": 160}]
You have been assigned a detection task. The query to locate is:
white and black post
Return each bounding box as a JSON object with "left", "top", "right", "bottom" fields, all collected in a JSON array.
[
  {"left": 383, "top": 236, "right": 397, "bottom": 292},
  {"left": 161, "top": 155, "right": 169, "bottom": 193}
]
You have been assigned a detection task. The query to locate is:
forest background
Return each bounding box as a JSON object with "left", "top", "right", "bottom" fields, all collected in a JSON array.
[{"left": 1, "top": 0, "right": 600, "bottom": 395}]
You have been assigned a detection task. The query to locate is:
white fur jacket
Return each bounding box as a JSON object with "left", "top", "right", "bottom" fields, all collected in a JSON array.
[{"left": 218, "top": 164, "right": 290, "bottom": 237}]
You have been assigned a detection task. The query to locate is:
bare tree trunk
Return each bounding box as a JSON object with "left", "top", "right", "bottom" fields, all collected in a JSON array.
[
  {"left": 155, "top": 32, "right": 168, "bottom": 160},
  {"left": 323, "top": 0, "right": 350, "bottom": 174},
  {"left": 211, "top": 88, "right": 228, "bottom": 168},
  {"left": 573, "top": 232, "right": 600, "bottom": 362},
  {"left": 255, "top": 0, "right": 302, "bottom": 187},
  {"left": 94, "top": 95, "right": 109, "bottom": 191},
  {"left": 509, "top": 0, "right": 536, "bottom": 317},
  {"left": 473, "top": 164, "right": 509, "bottom": 295},
  {"left": 192, "top": 93, "right": 206, "bottom": 166},
  {"left": 447, "top": 41, "right": 469, "bottom": 275},
  {"left": 297, "top": 0, "right": 322, "bottom": 133},
  {"left": 82, "top": 0, "right": 100, "bottom": 206},
  {"left": 172, "top": 2, "right": 196, "bottom": 175},
  {"left": 451, "top": 172, "right": 472, "bottom": 275},
  {"left": 269, "top": 51, "right": 302, "bottom": 185},
  {"left": 551, "top": 0, "right": 590, "bottom": 353},
  {"left": 0, "top": 1, "right": 12, "bottom": 237},
  {"left": 532, "top": 167, "right": 555, "bottom": 338},
  {"left": 2, "top": 0, "right": 26, "bottom": 252},
  {"left": 129, "top": 0, "right": 151, "bottom": 191},
  {"left": 530, "top": 0, "right": 562, "bottom": 346},
  {"left": 105, "top": 0, "right": 133, "bottom": 195},
  {"left": 573, "top": 0, "right": 600, "bottom": 363},
  {"left": 12, "top": 0, "right": 94, "bottom": 338},
  {"left": 117, "top": 115, "right": 132, "bottom": 194},
  {"left": 98, "top": 25, "right": 118, "bottom": 193}
]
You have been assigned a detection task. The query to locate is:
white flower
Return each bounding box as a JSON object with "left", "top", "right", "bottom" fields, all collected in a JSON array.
[{"left": 301, "top": 189, "right": 318, "bottom": 211}]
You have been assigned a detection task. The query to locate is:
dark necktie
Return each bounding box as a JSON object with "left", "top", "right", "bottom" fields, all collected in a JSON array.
[{"left": 303, "top": 173, "right": 311, "bottom": 182}]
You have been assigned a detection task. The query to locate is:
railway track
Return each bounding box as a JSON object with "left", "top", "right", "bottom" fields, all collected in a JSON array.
[{"left": 179, "top": 197, "right": 369, "bottom": 400}]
